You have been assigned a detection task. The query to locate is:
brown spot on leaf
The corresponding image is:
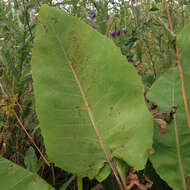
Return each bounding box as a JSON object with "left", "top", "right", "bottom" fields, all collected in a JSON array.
[
  {"left": 88, "top": 164, "right": 94, "bottom": 169},
  {"left": 79, "top": 66, "right": 84, "bottom": 73},
  {"left": 109, "top": 106, "right": 114, "bottom": 110},
  {"left": 148, "top": 148, "right": 155, "bottom": 155},
  {"left": 9, "top": 164, "right": 14, "bottom": 168},
  {"left": 75, "top": 106, "right": 81, "bottom": 116},
  {"left": 122, "top": 124, "right": 126, "bottom": 130},
  {"left": 121, "top": 145, "right": 126, "bottom": 150},
  {"left": 51, "top": 17, "right": 58, "bottom": 23},
  {"left": 42, "top": 24, "right": 48, "bottom": 33},
  {"left": 72, "top": 133, "right": 76, "bottom": 140}
]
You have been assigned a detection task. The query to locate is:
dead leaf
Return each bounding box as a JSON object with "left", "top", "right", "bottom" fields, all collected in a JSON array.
[
  {"left": 154, "top": 118, "right": 168, "bottom": 134},
  {"left": 90, "top": 184, "right": 104, "bottom": 190},
  {"left": 126, "top": 169, "right": 152, "bottom": 190}
]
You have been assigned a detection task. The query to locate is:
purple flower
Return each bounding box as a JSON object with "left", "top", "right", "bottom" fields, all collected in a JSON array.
[
  {"left": 106, "top": 15, "right": 110, "bottom": 20},
  {"left": 111, "top": 30, "right": 121, "bottom": 38},
  {"left": 115, "top": 30, "right": 120, "bottom": 36},
  {"left": 92, "top": 24, "right": 96, "bottom": 29},
  {"left": 90, "top": 12, "right": 96, "bottom": 19},
  {"left": 109, "top": 0, "right": 115, "bottom": 4},
  {"left": 111, "top": 32, "right": 116, "bottom": 37}
]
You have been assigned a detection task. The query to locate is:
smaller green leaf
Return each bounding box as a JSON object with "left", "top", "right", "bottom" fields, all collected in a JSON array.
[
  {"left": 156, "top": 17, "right": 175, "bottom": 41},
  {"left": 125, "top": 37, "right": 138, "bottom": 48},
  {"left": 96, "top": 163, "right": 112, "bottom": 182},
  {"left": 59, "top": 175, "right": 76, "bottom": 190},
  {"left": 25, "top": 123, "right": 37, "bottom": 131},
  {"left": 24, "top": 147, "right": 39, "bottom": 173},
  {"left": 147, "top": 67, "right": 190, "bottom": 190},
  {"left": 177, "top": 24, "right": 190, "bottom": 53},
  {"left": 144, "top": 161, "right": 167, "bottom": 190},
  {"left": 0, "top": 156, "right": 54, "bottom": 190},
  {"left": 116, "top": 159, "right": 130, "bottom": 181}
]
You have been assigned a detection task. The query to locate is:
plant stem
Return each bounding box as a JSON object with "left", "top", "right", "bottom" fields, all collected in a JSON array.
[
  {"left": 22, "top": 0, "right": 33, "bottom": 39},
  {"left": 172, "top": 88, "right": 187, "bottom": 190},
  {"left": 51, "top": 163, "right": 55, "bottom": 186},
  {"left": 164, "top": 0, "right": 190, "bottom": 131},
  {"left": 77, "top": 177, "right": 83, "bottom": 190},
  {"left": 59, "top": 176, "right": 76, "bottom": 190},
  {"left": 164, "top": 0, "right": 173, "bottom": 32},
  {"left": 116, "top": 163, "right": 128, "bottom": 189},
  {"left": 14, "top": 110, "right": 50, "bottom": 167}
]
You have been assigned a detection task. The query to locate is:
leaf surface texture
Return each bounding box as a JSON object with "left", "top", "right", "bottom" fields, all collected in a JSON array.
[
  {"left": 31, "top": 5, "right": 153, "bottom": 178},
  {"left": 0, "top": 156, "right": 54, "bottom": 190},
  {"left": 147, "top": 67, "right": 190, "bottom": 190}
]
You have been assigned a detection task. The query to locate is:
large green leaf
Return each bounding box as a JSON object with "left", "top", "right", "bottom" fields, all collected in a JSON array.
[
  {"left": 0, "top": 156, "right": 54, "bottom": 190},
  {"left": 147, "top": 67, "right": 190, "bottom": 190},
  {"left": 31, "top": 5, "right": 153, "bottom": 178}
]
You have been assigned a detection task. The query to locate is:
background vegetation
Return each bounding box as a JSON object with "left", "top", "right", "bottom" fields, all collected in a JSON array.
[{"left": 0, "top": 0, "right": 190, "bottom": 189}]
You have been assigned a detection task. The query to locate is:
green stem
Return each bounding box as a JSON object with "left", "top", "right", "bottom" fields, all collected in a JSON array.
[
  {"left": 59, "top": 175, "right": 75, "bottom": 190},
  {"left": 77, "top": 177, "right": 83, "bottom": 190},
  {"left": 172, "top": 88, "right": 187, "bottom": 190}
]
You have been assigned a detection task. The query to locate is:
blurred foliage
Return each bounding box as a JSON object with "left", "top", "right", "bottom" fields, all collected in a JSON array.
[{"left": 0, "top": 0, "right": 190, "bottom": 189}]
